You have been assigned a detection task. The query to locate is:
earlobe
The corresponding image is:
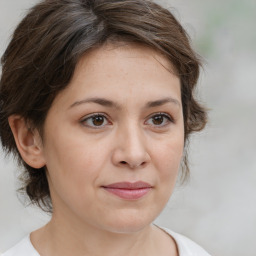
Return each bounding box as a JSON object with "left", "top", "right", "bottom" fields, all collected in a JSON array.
[{"left": 8, "top": 115, "right": 46, "bottom": 169}]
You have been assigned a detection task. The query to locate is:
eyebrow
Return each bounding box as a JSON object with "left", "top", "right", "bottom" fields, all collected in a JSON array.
[
  {"left": 145, "top": 97, "right": 181, "bottom": 108},
  {"left": 69, "top": 97, "right": 121, "bottom": 109},
  {"left": 69, "top": 97, "right": 180, "bottom": 109}
]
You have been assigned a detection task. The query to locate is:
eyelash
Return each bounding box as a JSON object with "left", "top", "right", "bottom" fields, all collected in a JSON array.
[
  {"left": 80, "top": 113, "right": 111, "bottom": 129},
  {"left": 80, "top": 112, "right": 173, "bottom": 129},
  {"left": 145, "top": 112, "right": 174, "bottom": 128}
]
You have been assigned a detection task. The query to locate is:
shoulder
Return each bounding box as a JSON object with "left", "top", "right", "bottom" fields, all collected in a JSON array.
[
  {"left": 1, "top": 235, "right": 39, "bottom": 256},
  {"left": 159, "top": 227, "right": 212, "bottom": 256}
]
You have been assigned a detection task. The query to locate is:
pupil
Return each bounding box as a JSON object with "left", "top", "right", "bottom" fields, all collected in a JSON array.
[
  {"left": 93, "top": 116, "right": 104, "bottom": 126},
  {"left": 153, "top": 115, "right": 163, "bottom": 125}
]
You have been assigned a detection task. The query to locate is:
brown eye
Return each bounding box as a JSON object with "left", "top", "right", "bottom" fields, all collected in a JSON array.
[
  {"left": 152, "top": 115, "right": 164, "bottom": 125},
  {"left": 81, "top": 114, "right": 110, "bottom": 128},
  {"left": 146, "top": 113, "right": 172, "bottom": 127},
  {"left": 92, "top": 115, "right": 105, "bottom": 126}
]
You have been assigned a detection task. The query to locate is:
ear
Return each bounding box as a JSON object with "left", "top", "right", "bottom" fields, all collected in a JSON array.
[{"left": 8, "top": 115, "right": 46, "bottom": 169}]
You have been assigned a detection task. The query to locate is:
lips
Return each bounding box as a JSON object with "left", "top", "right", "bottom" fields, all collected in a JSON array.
[{"left": 102, "top": 181, "right": 153, "bottom": 200}]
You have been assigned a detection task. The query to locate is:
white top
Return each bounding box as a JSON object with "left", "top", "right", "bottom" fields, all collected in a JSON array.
[{"left": 2, "top": 227, "right": 211, "bottom": 256}]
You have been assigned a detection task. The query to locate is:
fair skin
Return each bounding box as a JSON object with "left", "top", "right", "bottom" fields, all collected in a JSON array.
[{"left": 9, "top": 44, "right": 184, "bottom": 256}]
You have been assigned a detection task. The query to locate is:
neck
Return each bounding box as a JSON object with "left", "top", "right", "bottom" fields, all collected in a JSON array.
[{"left": 31, "top": 215, "right": 158, "bottom": 256}]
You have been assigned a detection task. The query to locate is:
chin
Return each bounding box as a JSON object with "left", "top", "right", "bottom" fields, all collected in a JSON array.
[
  {"left": 99, "top": 209, "right": 155, "bottom": 234},
  {"left": 105, "top": 222, "right": 150, "bottom": 234}
]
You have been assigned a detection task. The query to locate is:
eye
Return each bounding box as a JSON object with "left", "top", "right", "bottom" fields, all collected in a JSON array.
[
  {"left": 145, "top": 113, "right": 173, "bottom": 127},
  {"left": 80, "top": 114, "right": 111, "bottom": 128}
]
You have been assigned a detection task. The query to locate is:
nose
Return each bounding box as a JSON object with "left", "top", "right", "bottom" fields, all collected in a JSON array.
[{"left": 111, "top": 123, "right": 150, "bottom": 169}]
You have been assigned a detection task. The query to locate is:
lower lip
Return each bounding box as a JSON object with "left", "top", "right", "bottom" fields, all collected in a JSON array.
[{"left": 102, "top": 187, "right": 152, "bottom": 200}]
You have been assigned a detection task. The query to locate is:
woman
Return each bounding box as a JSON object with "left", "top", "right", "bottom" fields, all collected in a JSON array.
[{"left": 0, "top": 0, "right": 210, "bottom": 255}]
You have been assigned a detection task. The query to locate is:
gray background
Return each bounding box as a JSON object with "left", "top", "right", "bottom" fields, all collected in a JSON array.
[{"left": 0, "top": 0, "right": 256, "bottom": 255}]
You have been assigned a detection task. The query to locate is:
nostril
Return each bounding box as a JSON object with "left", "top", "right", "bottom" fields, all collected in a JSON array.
[{"left": 119, "top": 161, "right": 147, "bottom": 168}]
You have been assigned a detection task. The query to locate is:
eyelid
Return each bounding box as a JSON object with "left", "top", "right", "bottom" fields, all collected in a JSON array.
[
  {"left": 79, "top": 112, "right": 174, "bottom": 129},
  {"left": 145, "top": 112, "right": 174, "bottom": 126},
  {"left": 146, "top": 112, "right": 173, "bottom": 120},
  {"left": 80, "top": 112, "right": 112, "bottom": 128}
]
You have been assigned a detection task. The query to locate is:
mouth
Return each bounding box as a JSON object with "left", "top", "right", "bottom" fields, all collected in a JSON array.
[{"left": 101, "top": 181, "right": 153, "bottom": 200}]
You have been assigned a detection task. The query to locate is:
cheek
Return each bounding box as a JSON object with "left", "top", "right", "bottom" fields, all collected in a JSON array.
[
  {"left": 47, "top": 146, "right": 100, "bottom": 182},
  {"left": 43, "top": 132, "right": 105, "bottom": 193},
  {"left": 153, "top": 136, "right": 184, "bottom": 177},
  {"left": 45, "top": 143, "right": 103, "bottom": 211},
  {"left": 149, "top": 137, "right": 184, "bottom": 213}
]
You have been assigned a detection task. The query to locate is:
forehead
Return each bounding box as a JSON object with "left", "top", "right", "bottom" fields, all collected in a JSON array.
[
  {"left": 50, "top": 43, "right": 181, "bottom": 110},
  {"left": 76, "top": 42, "right": 176, "bottom": 76}
]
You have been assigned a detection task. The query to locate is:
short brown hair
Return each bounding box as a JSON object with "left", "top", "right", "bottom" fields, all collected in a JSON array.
[{"left": 0, "top": 0, "right": 207, "bottom": 211}]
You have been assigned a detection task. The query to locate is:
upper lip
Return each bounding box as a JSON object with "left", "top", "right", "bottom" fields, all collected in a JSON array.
[{"left": 102, "top": 181, "right": 153, "bottom": 190}]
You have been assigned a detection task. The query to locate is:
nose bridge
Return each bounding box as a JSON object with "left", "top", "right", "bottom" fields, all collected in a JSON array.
[
  {"left": 123, "top": 120, "right": 145, "bottom": 151},
  {"left": 112, "top": 119, "right": 150, "bottom": 168}
]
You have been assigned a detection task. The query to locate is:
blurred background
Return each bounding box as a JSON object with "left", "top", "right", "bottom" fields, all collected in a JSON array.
[{"left": 0, "top": 0, "right": 255, "bottom": 255}]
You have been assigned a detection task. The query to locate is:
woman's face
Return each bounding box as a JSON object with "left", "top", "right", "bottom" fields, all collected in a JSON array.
[{"left": 41, "top": 44, "right": 184, "bottom": 233}]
